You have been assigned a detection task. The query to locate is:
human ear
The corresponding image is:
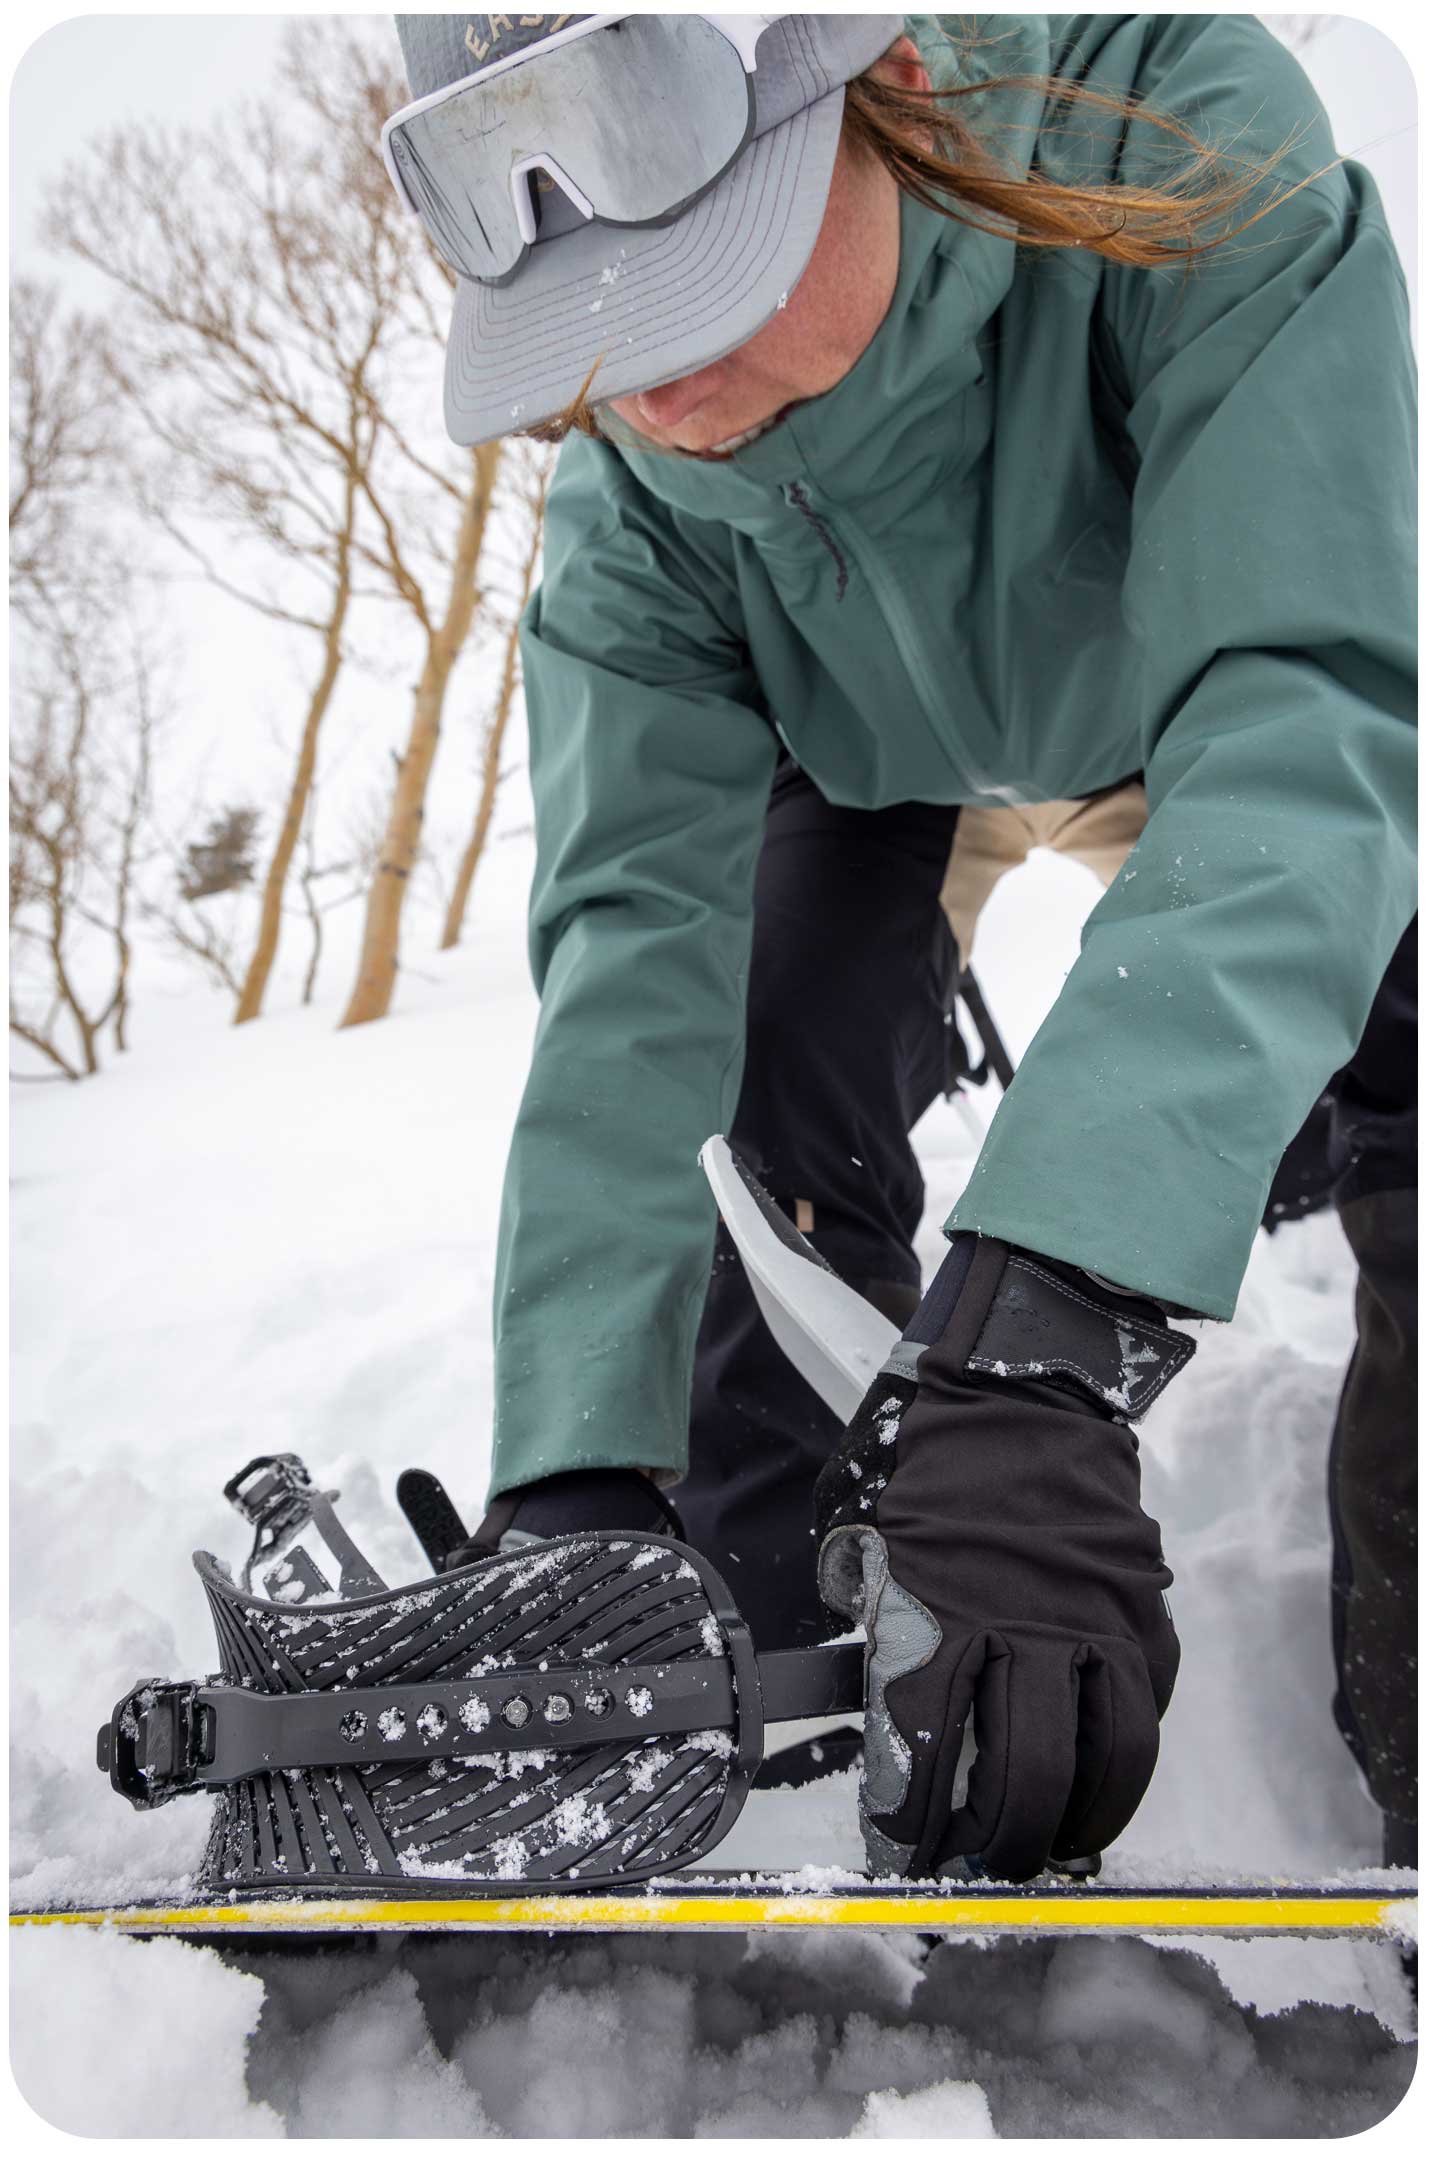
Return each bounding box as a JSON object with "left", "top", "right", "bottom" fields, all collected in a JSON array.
[{"left": 867, "top": 34, "right": 932, "bottom": 99}]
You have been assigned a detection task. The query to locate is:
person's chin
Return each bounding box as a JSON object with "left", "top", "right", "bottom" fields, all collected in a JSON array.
[
  {"left": 675, "top": 419, "right": 749, "bottom": 452},
  {"left": 668, "top": 406, "right": 790, "bottom": 457},
  {"left": 642, "top": 412, "right": 745, "bottom": 451},
  {"left": 610, "top": 387, "right": 784, "bottom": 455}
]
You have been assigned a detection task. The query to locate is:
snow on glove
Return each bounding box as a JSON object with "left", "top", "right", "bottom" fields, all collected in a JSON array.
[{"left": 815, "top": 1234, "right": 1193, "bottom": 1883}]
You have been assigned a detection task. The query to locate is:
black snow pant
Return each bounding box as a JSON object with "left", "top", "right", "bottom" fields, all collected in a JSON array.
[
  {"left": 675, "top": 766, "right": 1418, "bottom": 1853},
  {"left": 1324, "top": 918, "right": 1418, "bottom": 1861},
  {"left": 674, "top": 763, "right": 959, "bottom": 1649}
]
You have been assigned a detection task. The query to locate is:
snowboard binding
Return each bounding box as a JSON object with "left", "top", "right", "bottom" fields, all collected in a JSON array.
[{"left": 97, "top": 1457, "right": 862, "bottom": 1897}]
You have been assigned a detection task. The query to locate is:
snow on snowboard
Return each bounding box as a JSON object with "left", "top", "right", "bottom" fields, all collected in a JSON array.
[{"left": 24, "top": 1141, "right": 1417, "bottom": 1948}]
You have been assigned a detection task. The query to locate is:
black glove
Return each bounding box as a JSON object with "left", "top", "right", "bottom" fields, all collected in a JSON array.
[
  {"left": 815, "top": 1233, "right": 1193, "bottom": 1883},
  {"left": 446, "top": 1468, "right": 683, "bottom": 1570}
]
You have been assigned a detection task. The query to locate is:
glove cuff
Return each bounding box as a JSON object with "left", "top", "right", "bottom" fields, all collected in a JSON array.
[{"left": 881, "top": 1236, "right": 1195, "bottom": 1420}]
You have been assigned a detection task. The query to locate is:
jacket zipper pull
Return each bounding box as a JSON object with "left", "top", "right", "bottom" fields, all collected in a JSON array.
[{"left": 782, "top": 479, "right": 849, "bottom": 602}]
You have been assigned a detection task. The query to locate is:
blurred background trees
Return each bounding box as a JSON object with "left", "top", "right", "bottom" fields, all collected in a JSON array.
[
  {"left": 10, "top": 16, "right": 554, "bottom": 1076},
  {"left": 9, "top": 280, "right": 164, "bottom": 1076},
  {"left": 441, "top": 444, "right": 548, "bottom": 955}
]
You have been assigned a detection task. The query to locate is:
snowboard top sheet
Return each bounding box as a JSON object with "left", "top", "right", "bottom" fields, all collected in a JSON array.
[{"left": 10, "top": 1881, "right": 1417, "bottom": 1940}]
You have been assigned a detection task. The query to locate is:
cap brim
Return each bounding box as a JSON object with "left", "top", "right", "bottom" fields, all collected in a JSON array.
[{"left": 443, "top": 90, "right": 844, "bottom": 446}]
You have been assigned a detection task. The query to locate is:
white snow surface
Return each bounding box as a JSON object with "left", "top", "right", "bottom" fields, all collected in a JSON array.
[
  {"left": 10, "top": 841, "right": 1417, "bottom": 2135},
  {"left": 10, "top": 1930, "right": 283, "bottom": 2138}
]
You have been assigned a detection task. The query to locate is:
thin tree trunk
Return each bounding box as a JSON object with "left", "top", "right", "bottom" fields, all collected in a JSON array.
[
  {"left": 438, "top": 710, "right": 507, "bottom": 954},
  {"left": 301, "top": 872, "right": 324, "bottom": 1007},
  {"left": 38, "top": 828, "right": 100, "bottom": 1075},
  {"left": 110, "top": 667, "right": 153, "bottom": 1052},
  {"left": 111, "top": 931, "right": 132, "bottom": 1051},
  {"left": 8, "top": 1012, "right": 82, "bottom": 1081},
  {"left": 439, "top": 487, "right": 543, "bottom": 952},
  {"left": 339, "top": 443, "right": 500, "bottom": 1029},
  {"left": 233, "top": 489, "right": 355, "bottom": 1025}
]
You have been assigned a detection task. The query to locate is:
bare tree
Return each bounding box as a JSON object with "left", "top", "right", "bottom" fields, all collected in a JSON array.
[
  {"left": 230, "top": 490, "right": 355, "bottom": 1025},
  {"left": 339, "top": 436, "right": 502, "bottom": 1024},
  {"left": 104, "top": 646, "right": 158, "bottom": 1054},
  {"left": 49, "top": 18, "right": 522, "bottom": 1031},
  {"left": 143, "top": 895, "right": 246, "bottom": 1000},
  {"left": 10, "top": 281, "right": 162, "bottom": 1078},
  {"left": 10, "top": 619, "right": 161, "bottom": 1079},
  {"left": 9, "top": 281, "right": 115, "bottom": 627},
  {"left": 293, "top": 799, "right": 364, "bottom": 1009},
  {"left": 289, "top": 27, "right": 512, "bottom": 1027},
  {"left": 440, "top": 451, "right": 550, "bottom": 951},
  {"left": 42, "top": 20, "right": 414, "bottom": 1026}
]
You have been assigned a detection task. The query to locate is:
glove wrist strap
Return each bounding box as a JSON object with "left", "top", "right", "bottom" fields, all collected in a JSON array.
[{"left": 883, "top": 1238, "right": 1195, "bottom": 1419}]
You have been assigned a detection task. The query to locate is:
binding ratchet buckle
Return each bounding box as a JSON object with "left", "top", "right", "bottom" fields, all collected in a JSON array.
[{"left": 98, "top": 1681, "right": 216, "bottom": 1811}]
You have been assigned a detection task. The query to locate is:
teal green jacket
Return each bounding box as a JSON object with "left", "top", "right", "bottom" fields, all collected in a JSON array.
[{"left": 490, "top": 15, "right": 1416, "bottom": 1495}]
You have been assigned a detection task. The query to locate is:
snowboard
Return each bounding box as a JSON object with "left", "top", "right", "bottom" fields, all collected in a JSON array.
[{"left": 11, "top": 1880, "right": 1417, "bottom": 1941}]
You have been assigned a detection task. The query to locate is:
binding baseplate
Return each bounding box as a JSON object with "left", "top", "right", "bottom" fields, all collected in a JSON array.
[{"left": 97, "top": 1459, "right": 863, "bottom": 1897}]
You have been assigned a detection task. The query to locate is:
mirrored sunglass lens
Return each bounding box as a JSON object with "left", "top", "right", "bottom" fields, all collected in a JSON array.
[
  {"left": 392, "top": 14, "right": 753, "bottom": 281},
  {"left": 547, "top": 17, "right": 753, "bottom": 222},
  {"left": 390, "top": 108, "right": 525, "bottom": 279}
]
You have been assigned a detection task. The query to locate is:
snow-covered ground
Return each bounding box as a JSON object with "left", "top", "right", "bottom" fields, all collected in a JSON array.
[{"left": 9, "top": 834, "right": 1416, "bottom": 2136}]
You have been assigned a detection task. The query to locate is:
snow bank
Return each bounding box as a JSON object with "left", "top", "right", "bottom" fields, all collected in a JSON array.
[
  {"left": 853, "top": 2080, "right": 995, "bottom": 2137},
  {"left": 242, "top": 1961, "right": 491, "bottom": 2137},
  {"left": 14, "top": 1923, "right": 1404, "bottom": 2139},
  {"left": 14, "top": 1928, "right": 1405, "bottom": 2140},
  {"left": 9, "top": 1930, "right": 282, "bottom": 2136}
]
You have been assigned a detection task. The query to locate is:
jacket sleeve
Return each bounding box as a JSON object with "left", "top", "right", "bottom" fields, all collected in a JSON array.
[
  {"left": 489, "top": 436, "right": 777, "bottom": 1495},
  {"left": 947, "top": 15, "right": 1417, "bottom": 1317}
]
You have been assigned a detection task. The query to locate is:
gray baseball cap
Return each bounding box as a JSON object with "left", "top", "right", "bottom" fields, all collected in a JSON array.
[{"left": 392, "top": 15, "right": 904, "bottom": 444}]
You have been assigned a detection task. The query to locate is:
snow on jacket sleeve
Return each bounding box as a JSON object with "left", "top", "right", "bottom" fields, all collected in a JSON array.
[
  {"left": 946, "top": 14, "right": 1417, "bottom": 1317},
  {"left": 489, "top": 437, "right": 777, "bottom": 1496}
]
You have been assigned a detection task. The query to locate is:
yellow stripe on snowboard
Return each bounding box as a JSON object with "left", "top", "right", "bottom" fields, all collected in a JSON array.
[{"left": 9, "top": 1892, "right": 1416, "bottom": 1938}]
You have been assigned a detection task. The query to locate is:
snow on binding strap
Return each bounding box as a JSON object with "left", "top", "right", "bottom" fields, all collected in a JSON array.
[{"left": 97, "top": 1462, "right": 862, "bottom": 1894}]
